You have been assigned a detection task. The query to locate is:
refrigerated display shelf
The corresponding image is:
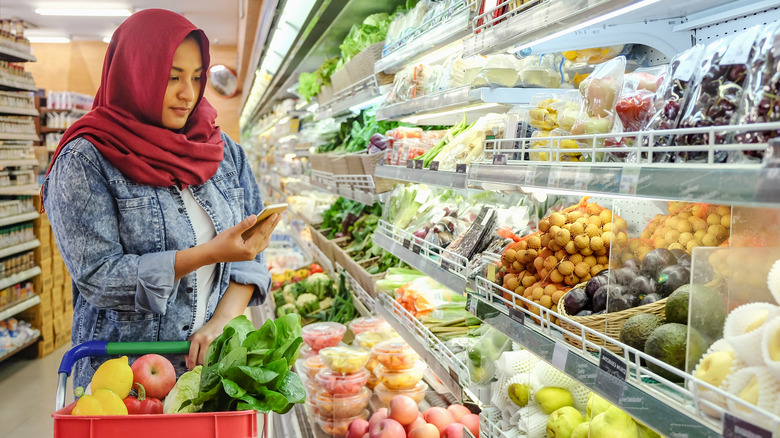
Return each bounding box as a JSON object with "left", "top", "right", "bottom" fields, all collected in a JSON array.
[
  {"left": 479, "top": 413, "right": 512, "bottom": 438},
  {"left": 342, "top": 266, "right": 375, "bottom": 314},
  {"left": 375, "top": 0, "right": 471, "bottom": 75},
  {"left": 374, "top": 164, "right": 468, "bottom": 189},
  {"left": 467, "top": 276, "right": 778, "bottom": 437},
  {"left": 0, "top": 291, "right": 40, "bottom": 321},
  {"left": 0, "top": 79, "right": 36, "bottom": 92},
  {"left": 310, "top": 173, "right": 391, "bottom": 206},
  {"left": 374, "top": 220, "right": 469, "bottom": 294},
  {"left": 373, "top": 292, "right": 470, "bottom": 402},
  {"left": 315, "top": 76, "right": 381, "bottom": 122},
  {"left": 0, "top": 333, "right": 40, "bottom": 364},
  {"left": 0, "top": 133, "right": 38, "bottom": 141}
]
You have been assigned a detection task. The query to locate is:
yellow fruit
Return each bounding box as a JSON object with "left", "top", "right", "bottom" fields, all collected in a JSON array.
[
  {"left": 738, "top": 376, "right": 759, "bottom": 406},
  {"left": 90, "top": 356, "right": 133, "bottom": 399},
  {"left": 92, "top": 388, "right": 128, "bottom": 415},
  {"left": 694, "top": 351, "right": 734, "bottom": 387},
  {"left": 771, "top": 327, "right": 780, "bottom": 361},
  {"left": 72, "top": 395, "right": 104, "bottom": 416},
  {"left": 745, "top": 311, "right": 769, "bottom": 333}
]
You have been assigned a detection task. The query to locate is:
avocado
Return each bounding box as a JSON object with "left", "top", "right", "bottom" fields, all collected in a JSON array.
[
  {"left": 665, "top": 284, "right": 726, "bottom": 342},
  {"left": 644, "top": 323, "right": 708, "bottom": 382},
  {"left": 620, "top": 314, "right": 665, "bottom": 352}
]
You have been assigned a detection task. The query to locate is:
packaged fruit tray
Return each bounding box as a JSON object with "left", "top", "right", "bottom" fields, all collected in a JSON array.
[{"left": 53, "top": 341, "right": 265, "bottom": 438}]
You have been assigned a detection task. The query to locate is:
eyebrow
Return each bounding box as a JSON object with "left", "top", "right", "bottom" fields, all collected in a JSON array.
[{"left": 171, "top": 67, "right": 203, "bottom": 72}]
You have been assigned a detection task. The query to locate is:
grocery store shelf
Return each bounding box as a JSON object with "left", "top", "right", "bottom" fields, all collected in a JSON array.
[
  {"left": 468, "top": 123, "right": 780, "bottom": 207},
  {"left": 0, "top": 159, "right": 38, "bottom": 168},
  {"left": 342, "top": 265, "right": 375, "bottom": 314},
  {"left": 0, "top": 239, "right": 39, "bottom": 259},
  {"left": 374, "top": 164, "right": 468, "bottom": 189},
  {"left": 0, "top": 333, "right": 40, "bottom": 364},
  {"left": 479, "top": 414, "right": 512, "bottom": 438},
  {"left": 0, "top": 79, "right": 36, "bottom": 92},
  {"left": 0, "top": 293, "right": 40, "bottom": 321},
  {"left": 375, "top": 0, "right": 471, "bottom": 75},
  {"left": 310, "top": 172, "right": 390, "bottom": 206},
  {"left": 0, "top": 133, "right": 39, "bottom": 141},
  {"left": 0, "top": 106, "right": 38, "bottom": 117},
  {"left": 315, "top": 77, "right": 381, "bottom": 122},
  {"left": 307, "top": 238, "right": 335, "bottom": 275},
  {"left": 374, "top": 220, "right": 468, "bottom": 294},
  {"left": 376, "top": 86, "right": 564, "bottom": 124},
  {"left": 0, "top": 184, "right": 45, "bottom": 196},
  {"left": 0, "top": 211, "right": 39, "bottom": 228},
  {"left": 467, "top": 276, "right": 777, "bottom": 437},
  {"left": 374, "top": 292, "right": 470, "bottom": 401},
  {"left": 0, "top": 45, "right": 37, "bottom": 63},
  {"left": 40, "top": 127, "right": 66, "bottom": 134}
]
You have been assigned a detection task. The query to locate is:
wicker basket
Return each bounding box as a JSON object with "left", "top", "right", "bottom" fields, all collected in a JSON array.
[{"left": 556, "top": 286, "right": 667, "bottom": 354}]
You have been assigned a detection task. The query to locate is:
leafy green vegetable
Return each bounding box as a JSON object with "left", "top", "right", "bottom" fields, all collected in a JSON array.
[
  {"left": 297, "top": 72, "right": 320, "bottom": 102},
  {"left": 339, "top": 13, "right": 393, "bottom": 63},
  {"left": 164, "top": 365, "right": 203, "bottom": 414},
  {"left": 182, "top": 314, "right": 305, "bottom": 414}
]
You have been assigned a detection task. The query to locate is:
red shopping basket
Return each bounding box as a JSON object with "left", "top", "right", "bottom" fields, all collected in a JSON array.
[{"left": 53, "top": 341, "right": 268, "bottom": 438}]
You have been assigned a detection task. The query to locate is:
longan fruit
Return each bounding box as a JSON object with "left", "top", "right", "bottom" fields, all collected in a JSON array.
[
  {"left": 586, "top": 224, "right": 601, "bottom": 238},
  {"left": 641, "top": 229, "right": 652, "bottom": 240},
  {"left": 690, "top": 218, "right": 708, "bottom": 232},
  {"left": 505, "top": 248, "right": 517, "bottom": 262},
  {"left": 702, "top": 234, "right": 719, "bottom": 247},
  {"left": 555, "top": 250, "right": 568, "bottom": 261},
  {"left": 636, "top": 246, "right": 651, "bottom": 261},
  {"left": 584, "top": 255, "right": 597, "bottom": 267},
  {"left": 539, "top": 295, "right": 553, "bottom": 309},
  {"left": 628, "top": 239, "right": 641, "bottom": 252},
  {"left": 565, "top": 241, "right": 578, "bottom": 254},
  {"left": 574, "top": 263, "right": 590, "bottom": 278},
  {"left": 543, "top": 256, "right": 557, "bottom": 271},
  {"left": 616, "top": 232, "right": 628, "bottom": 248},
  {"left": 549, "top": 225, "right": 562, "bottom": 236},
  {"left": 601, "top": 232, "right": 613, "bottom": 247},
  {"left": 550, "top": 269, "right": 564, "bottom": 283},
  {"left": 580, "top": 247, "right": 594, "bottom": 256},
  {"left": 721, "top": 215, "right": 731, "bottom": 228},
  {"left": 576, "top": 217, "right": 589, "bottom": 226},
  {"left": 558, "top": 261, "right": 575, "bottom": 276},
  {"left": 512, "top": 261, "right": 523, "bottom": 272},
  {"left": 551, "top": 290, "right": 565, "bottom": 304},
  {"left": 541, "top": 234, "right": 551, "bottom": 248},
  {"left": 669, "top": 243, "right": 685, "bottom": 251},
  {"left": 567, "top": 210, "right": 584, "bottom": 223},
  {"left": 599, "top": 209, "right": 612, "bottom": 224},
  {"left": 550, "top": 212, "right": 567, "bottom": 227},
  {"left": 517, "top": 240, "right": 528, "bottom": 250},
  {"left": 523, "top": 287, "right": 533, "bottom": 299},
  {"left": 533, "top": 256, "right": 544, "bottom": 273},
  {"left": 676, "top": 220, "right": 693, "bottom": 233},
  {"left": 555, "top": 228, "right": 572, "bottom": 246},
  {"left": 539, "top": 219, "right": 551, "bottom": 232},
  {"left": 708, "top": 224, "right": 727, "bottom": 238},
  {"left": 686, "top": 240, "right": 698, "bottom": 252},
  {"left": 586, "top": 203, "right": 603, "bottom": 215},
  {"left": 678, "top": 232, "right": 694, "bottom": 246},
  {"left": 544, "top": 284, "right": 559, "bottom": 295},
  {"left": 527, "top": 235, "right": 542, "bottom": 249},
  {"left": 522, "top": 275, "right": 537, "bottom": 288},
  {"left": 548, "top": 241, "right": 561, "bottom": 252},
  {"left": 505, "top": 275, "right": 519, "bottom": 290},
  {"left": 569, "top": 253, "right": 584, "bottom": 264},
  {"left": 666, "top": 217, "right": 680, "bottom": 230},
  {"left": 574, "top": 234, "right": 590, "bottom": 249},
  {"left": 564, "top": 274, "right": 579, "bottom": 287},
  {"left": 591, "top": 264, "right": 604, "bottom": 276},
  {"left": 526, "top": 248, "right": 539, "bottom": 259},
  {"left": 602, "top": 222, "right": 613, "bottom": 233},
  {"left": 588, "top": 216, "right": 603, "bottom": 227},
  {"left": 532, "top": 287, "right": 544, "bottom": 300},
  {"left": 665, "top": 230, "right": 681, "bottom": 245},
  {"left": 653, "top": 237, "right": 666, "bottom": 249},
  {"left": 570, "top": 222, "right": 585, "bottom": 235},
  {"left": 539, "top": 268, "right": 549, "bottom": 280},
  {"left": 515, "top": 285, "right": 526, "bottom": 296},
  {"left": 693, "top": 229, "right": 707, "bottom": 243},
  {"left": 706, "top": 213, "right": 721, "bottom": 226},
  {"left": 691, "top": 204, "right": 704, "bottom": 217},
  {"left": 716, "top": 205, "right": 731, "bottom": 216},
  {"left": 595, "top": 248, "right": 608, "bottom": 256},
  {"left": 590, "top": 236, "right": 605, "bottom": 251},
  {"left": 562, "top": 223, "right": 573, "bottom": 233},
  {"left": 614, "top": 217, "right": 628, "bottom": 231}
]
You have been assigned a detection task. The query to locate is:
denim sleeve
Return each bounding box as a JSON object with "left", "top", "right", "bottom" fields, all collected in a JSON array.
[
  {"left": 43, "top": 143, "right": 179, "bottom": 314},
  {"left": 224, "top": 134, "right": 271, "bottom": 305}
]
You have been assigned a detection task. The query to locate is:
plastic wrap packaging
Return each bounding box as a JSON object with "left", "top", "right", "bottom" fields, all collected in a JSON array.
[
  {"left": 437, "top": 54, "right": 468, "bottom": 91},
  {"left": 617, "top": 66, "right": 666, "bottom": 132},
  {"left": 467, "top": 326, "right": 513, "bottom": 384},
  {"left": 421, "top": 64, "right": 444, "bottom": 95},
  {"left": 435, "top": 113, "right": 507, "bottom": 170},
  {"left": 733, "top": 22, "right": 780, "bottom": 152},
  {"left": 638, "top": 202, "right": 731, "bottom": 254},
  {"left": 676, "top": 26, "right": 762, "bottom": 162},
  {"left": 394, "top": 276, "right": 466, "bottom": 317},
  {"left": 463, "top": 55, "right": 488, "bottom": 85},
  {"left": 517, "top": 54, "right": 563, "bottom": 88},
  {"left": 562, "top": 44, "right": 627, "bottom": 65},
  {"left": 471, "top": 54, "right": 520, "bottom": 88},
  {"left": 385, "top": 65, "right": 417, "bottom": 105},
  {"left": 386, "top": 1, "right": 434, "bottom": 46}
]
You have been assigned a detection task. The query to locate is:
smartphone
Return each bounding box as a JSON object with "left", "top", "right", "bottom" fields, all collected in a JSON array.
[{"left": 241, "top": 203, "right": 288, "bottom": 240}]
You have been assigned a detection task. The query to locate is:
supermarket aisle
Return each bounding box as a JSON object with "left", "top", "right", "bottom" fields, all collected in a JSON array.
[{"left": 0, "top": 344, "right": 71, "bottom": 437}]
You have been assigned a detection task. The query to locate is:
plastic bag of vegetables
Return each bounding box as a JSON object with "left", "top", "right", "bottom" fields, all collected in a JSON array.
[{"left": 467, "top": 326, "right": 513, "bottom": 384}]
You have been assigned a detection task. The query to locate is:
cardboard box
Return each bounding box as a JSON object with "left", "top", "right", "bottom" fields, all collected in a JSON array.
[
  {"left": 33, "top": 272, "right": 53, "bottom": 295},
  {"left": 38, "top": 338, "right": 54, "bottom": 357},
  {"left": 332, "top": 242, "right": 385, "bottom": 297},
  {"left": 53, "top": 270, "right": 65, "bottom": 288},
  {"left": 52, "top": 291, "right": 64, "bottom": 316},
  {"left": 53, "top": 316, "right": 66, "bottom": 336},
  {"left": 34, "top": 241, "right": 52, "bottom": 263},
  {"left": 55, "top": 332, "right": 70, "bottom": 349},
  {"left": 39, "top": 257, "right": 52, "bottom": 277},
  {"left": 39, "top": 320, "right": 53, "bottom": 340}
]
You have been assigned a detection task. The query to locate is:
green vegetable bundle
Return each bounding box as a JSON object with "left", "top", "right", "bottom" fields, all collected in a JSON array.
[{"left": 181, "top": 314, "right": 305, "bottom": 414}]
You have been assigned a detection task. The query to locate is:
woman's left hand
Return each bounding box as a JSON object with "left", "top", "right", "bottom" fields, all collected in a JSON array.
[{"left": 186, "top": 315, "right": 229, "bottom": 370}]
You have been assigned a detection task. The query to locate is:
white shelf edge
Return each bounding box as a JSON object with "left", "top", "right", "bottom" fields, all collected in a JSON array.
[
  {"left": 0, "top": 239, "right": 40, "bottom": 259},
  {"left": 0, "top": 133, "right": 38, "bottom": 141},
  {"left": 0, "top": 273, "right": 42, "bottom": 319},
  {"left": 0, "top": 106, "right": 38, "bottom": 116},
  {"left": 0, "top": 45, "right": 36, "bottom": 62},
  {"left": 0, "top": 159, "right": 39, "bottom": 167},
  {"left": 0, "top": 184, "right": 41, "bottom": 195},
  {"left": 0, "top": 211, "right": 39, "bottom": 228}
]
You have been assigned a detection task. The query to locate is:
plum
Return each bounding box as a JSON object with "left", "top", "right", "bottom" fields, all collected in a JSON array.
[
  {"left": 656, "top": 265, "right": 690, "bottom": 297},
  {"left": 563, "top": 288, "right": 590, "bottom": 315},
  {"left": 612, "top": 267, "right": 640, "bottom": 286},
  {"left": 629, "top": 276, "right": 656, "bottom": 298},
  {"left": 585, "top": 275, "right": 610, "bottom": 300},
  {"left": 641, "top": 248, "right": 678, "bottom": 277},
  {"left": 639, "top": 293, "right": 661, "bottom": 306}
]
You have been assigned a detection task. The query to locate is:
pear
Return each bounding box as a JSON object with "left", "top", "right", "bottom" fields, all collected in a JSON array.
[
  {"left": 508, "top": 382, "right": 530, "bottom": 407},
  {"left": 535, "top": 387, "right": 574, "bottom": 414},
  {"left": 745, "top": 310, "right": 768, "bottom": 333},
  {"left": 546, "top": 406, "right": 585, "bottom": 438},
  {"left": 586, "top": 392, "right": 612, "bottom": 420},
  {"left": 589, "top": 406, "right": 639, "bottom": 438},
  {"left": 738, "top": 375, "right": 759, "bottom": 409},
  {"left": 571, "top": 421, "right": 590, "bottom": 438},
  {"left": 769, "top": 326, "right": 780, "bottom": 361},
  {"left": 694, "top": 351, "right": 734, "bottom": 387}
]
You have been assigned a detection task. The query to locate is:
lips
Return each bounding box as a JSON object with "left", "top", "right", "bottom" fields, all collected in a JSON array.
[{"left": 170, "top": 107, "right": 191, "bottom": 116}]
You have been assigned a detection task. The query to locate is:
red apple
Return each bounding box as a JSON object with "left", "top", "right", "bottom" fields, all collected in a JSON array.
[
  {"left": 369, "top": 408, "right": 388, "bottom": 431},
  {"left": 362, "top": 435, "right": 369, "bottom": 438},
  {"left": 442, "top": 423, "right": 465, "bottom": 438},
  {"left": 408, "top": 423, "right": 440, "bottom": 438},
  {"left": 388, "top": 395, "right": 419, "bottom": 426},
  {"left": 369, "top": 419, "right": 405, "bottom": 438},
  {"left": 457, "top": 414, "right": 478, "bottom": 437},
  {"left": 347, "top": 419, "right": 370, "bottom": 438},
  {"left": 424, "top": 407, "right": 454, "bottom": 434},
  {"left": 130, "top": 354, "right": 176, "bottom": 399},
  {"left": 405, "top": 415, "right": 427, "bottom": 434},
  {"left": 446, "top": 405, "right": 471, "bottom": 421}
]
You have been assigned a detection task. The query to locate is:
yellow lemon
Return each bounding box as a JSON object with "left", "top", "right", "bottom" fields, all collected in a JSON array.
[
  {"left": 92, "top": 388, "right": 128, "bottom": 415},
  {"left": 72, "top": 395, "right": 104, "bottom": 416},
  {"left": 90, "top": 356, "right": 133, "bottom": 398}
]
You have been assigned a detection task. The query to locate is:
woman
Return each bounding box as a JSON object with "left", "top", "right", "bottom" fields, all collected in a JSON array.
[{"left": 42, "top": 9, "right": 279, "bottom": 390}]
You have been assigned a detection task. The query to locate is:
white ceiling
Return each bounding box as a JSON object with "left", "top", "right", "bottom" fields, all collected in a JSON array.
[{"left": 0, "top": 1, "right": 240, "bottom": 46}]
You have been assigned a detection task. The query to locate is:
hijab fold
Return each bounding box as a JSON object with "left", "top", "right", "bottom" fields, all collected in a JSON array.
[{"left": 46, "top": 9, "right": 224, "bottom": 190}]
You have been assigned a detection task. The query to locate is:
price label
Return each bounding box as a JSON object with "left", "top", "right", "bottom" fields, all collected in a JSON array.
[
  {"left": 595, "top": 348, "right": 628, "bottom": 401},
  {"left": 599, "top": 349, "right": 627, "bottom": 380},
  {"left": 574, "top": 167, "right": 591, "bottom": 191},
  {"left": 449, "top": 368, "right": 460, "bottom": 386},
  {"left": 430, "top": 161, "right": 440, "bottom": 171},
  {"left": 403, "top": 239, "right": 411, "bottom": 249},
  {"left": 619, "top": 167, "right": 641, "bottom": 195},
  {"left": 413, "top": 241, "right": 422, "bottom": 255},
  {"left": 552, "top": 342, "right": 569, "bottom": 372},
  {"left": 524, "top": 166, "right": 536, "bottom": 185},
  {"left": 723, "top": 413, "right": 772, "bottom": 438},
  {"left": 414, "top": 160, "right": 423, "bottom": 169},
  {"left": 508, "top": 307, "right": 525, "bottom": 325},
  {"left": 456, "top": 163, "right": 467, "bottom": 174},
  {"left": 492, "top": 154, "right": 507, "bottom": 165},
  {"left": 487, "top": 264, "right": 497, "bottom": 282},
  {"left": 547, "top": 166, "right": 562, "bottom": 188},
  {"left": 467, "top": 296, "right": 477, "bottom": 314},
  {"left": 406, "top": 160, "right": 414, "bottom": 169}
]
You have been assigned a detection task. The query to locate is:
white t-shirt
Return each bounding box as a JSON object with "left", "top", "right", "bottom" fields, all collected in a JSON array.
[{"left": 179, "top": 188, "right": 217, "bottom": 331}]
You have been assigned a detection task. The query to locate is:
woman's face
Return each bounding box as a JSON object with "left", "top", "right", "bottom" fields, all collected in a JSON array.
[{"left": 161, "top": 37, "right": 203, "bottom": 130}]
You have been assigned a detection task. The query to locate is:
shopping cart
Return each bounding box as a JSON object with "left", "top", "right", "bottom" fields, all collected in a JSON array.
[{"left": 53, "top": 341, "right": 270, "bottom": 438}]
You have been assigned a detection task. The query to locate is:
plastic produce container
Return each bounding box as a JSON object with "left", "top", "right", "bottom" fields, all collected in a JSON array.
[
  {"left": 300, "top": 344, "right": 318, "bottom": 359},
  {"left": 349, "top": 316, "right": 392, "bottom": 335},
  {"left": 302, "top": 355, "right": 326, "bottom": 380},
  {"left": 305, "top": 378, "right": 323, "bottom": 405},
  {"left": 373, "top": 360, "right": 427, "bottom": 390},
  {"left": 353, "top": 330, "right": 398, "bottom": 349},
  {"left": 318, "top": 346, "right": 370, "bottom": 373},
  {"left": 317, "top": 409, "right": 370, "bottom": 437},
  {"left": 315, "top": 368, "right": 370, "bottom": 395},
  {"left": 302, "top": 322, "right": 346, "bottom": 351},
  {"left": 314, "top": 387, "right": 372, "bottom": 418},
  {"left": 372, "top": 339, "right": 419, "bottom": 370},
  {"left": 374, "top": 381, "right": 428, "bottom": 407}
]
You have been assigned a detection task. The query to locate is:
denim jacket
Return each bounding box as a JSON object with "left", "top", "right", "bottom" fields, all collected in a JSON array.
[{"left": 42, "top": 133, "right": 271, "bottom": 389}]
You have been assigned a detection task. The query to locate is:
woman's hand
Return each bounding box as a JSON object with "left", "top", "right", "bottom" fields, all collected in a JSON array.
[
  {"left": 208, "top": 213, "right": 282, "bottom": 263},
  {"left": 186, "top": 314, "right": 228, "bottom": 370}
]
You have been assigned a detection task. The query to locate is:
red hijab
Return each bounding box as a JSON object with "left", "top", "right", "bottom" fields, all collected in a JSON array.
[{"left": 46, "top": 9, "right": 224, "bottom": 189}]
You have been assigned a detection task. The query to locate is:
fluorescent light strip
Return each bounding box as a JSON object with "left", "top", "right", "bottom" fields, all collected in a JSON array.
[
  {"left": 28, "top": 36, "right": 71, "bottom": 43},
  {"left": 35, "top": 8, "right": 132, "bottom": 17},
  {"left": 400, "top": 102, "right": 501, "bottom": 124},
  {"left": 510, "top": 0, "right": 662, "bottom": 53}
]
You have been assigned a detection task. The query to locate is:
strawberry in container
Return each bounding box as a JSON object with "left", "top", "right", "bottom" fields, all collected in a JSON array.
[
  {"left": 315, "top": 368, "right": 370, "bottom": 395},
  {"left": 302, "top": 322, "right": 346, "bottom": 352},
  {"left": 314, "top": 387, "right": 372, "bottom": 418}
]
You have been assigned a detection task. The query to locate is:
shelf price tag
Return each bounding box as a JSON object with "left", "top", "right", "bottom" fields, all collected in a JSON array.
[
  {"left": 619, "top": 167, "right": 641, "bottom": 195},
  {"left": 467, "top": 296, "right": 477, "bottom": 314},
  {"left": 413, "top": 240, "right": 422, "bottom": 255},
  {"left": 552, "top": 342, "right": 569, "bottom": 372},
  {"left": 456, "top": 163, "right": 467, "bottom": 174},
  {"left": 508, "top": 307, "right": 525, "bottom": 325},
  {"left": 402, "top": 239, "right": 411, "bottom": 250},
  {"left": 596, "top": 349, "right": 628, "bottom": 401},
  {"left": 414, "top": 160, "right": 423, "bottom": 170},
  {"left": 430, "top": 161, "right": 440, "bottom": 171},
  {"left": 492, "top": 154, "right": 507, "bottom": 165},
  {"left": 723, "top": 413, "right": 772, "bottom": 438},
  {"left": 547, "top": 166, "right": 562, "bottom": 188},
  {"left": 574, "top": 167, "right": 591, "bottom": 191},
  {"left": 524, "top": 166, "right": 536, "bottom": 185},
  {"left": 449, "top": 368, "right": 460, "bottom": 386},
  {"left": 406, "top": 160, "right": 414, "bottom": 169}
]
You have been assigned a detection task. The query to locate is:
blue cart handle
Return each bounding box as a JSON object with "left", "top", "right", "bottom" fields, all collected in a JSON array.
[{"left": 56, "top": 341, "right": 191, "bottom": 410}]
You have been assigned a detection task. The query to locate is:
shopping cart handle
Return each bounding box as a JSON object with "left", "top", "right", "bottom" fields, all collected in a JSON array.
[{"left": 58, "top": 341, "right": 192, "bottom": 375}]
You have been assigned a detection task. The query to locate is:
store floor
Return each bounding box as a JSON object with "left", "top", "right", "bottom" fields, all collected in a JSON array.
[{"left": 0, "top": 344, "right": 72, "bottom": 437}]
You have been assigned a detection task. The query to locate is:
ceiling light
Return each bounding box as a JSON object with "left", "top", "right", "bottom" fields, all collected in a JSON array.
[
  {"left": 34, "top": 8, "right": 133, "bottom": 17},
  {"left": 28, "top": 36, "right": 71, "bottom": 43}
]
